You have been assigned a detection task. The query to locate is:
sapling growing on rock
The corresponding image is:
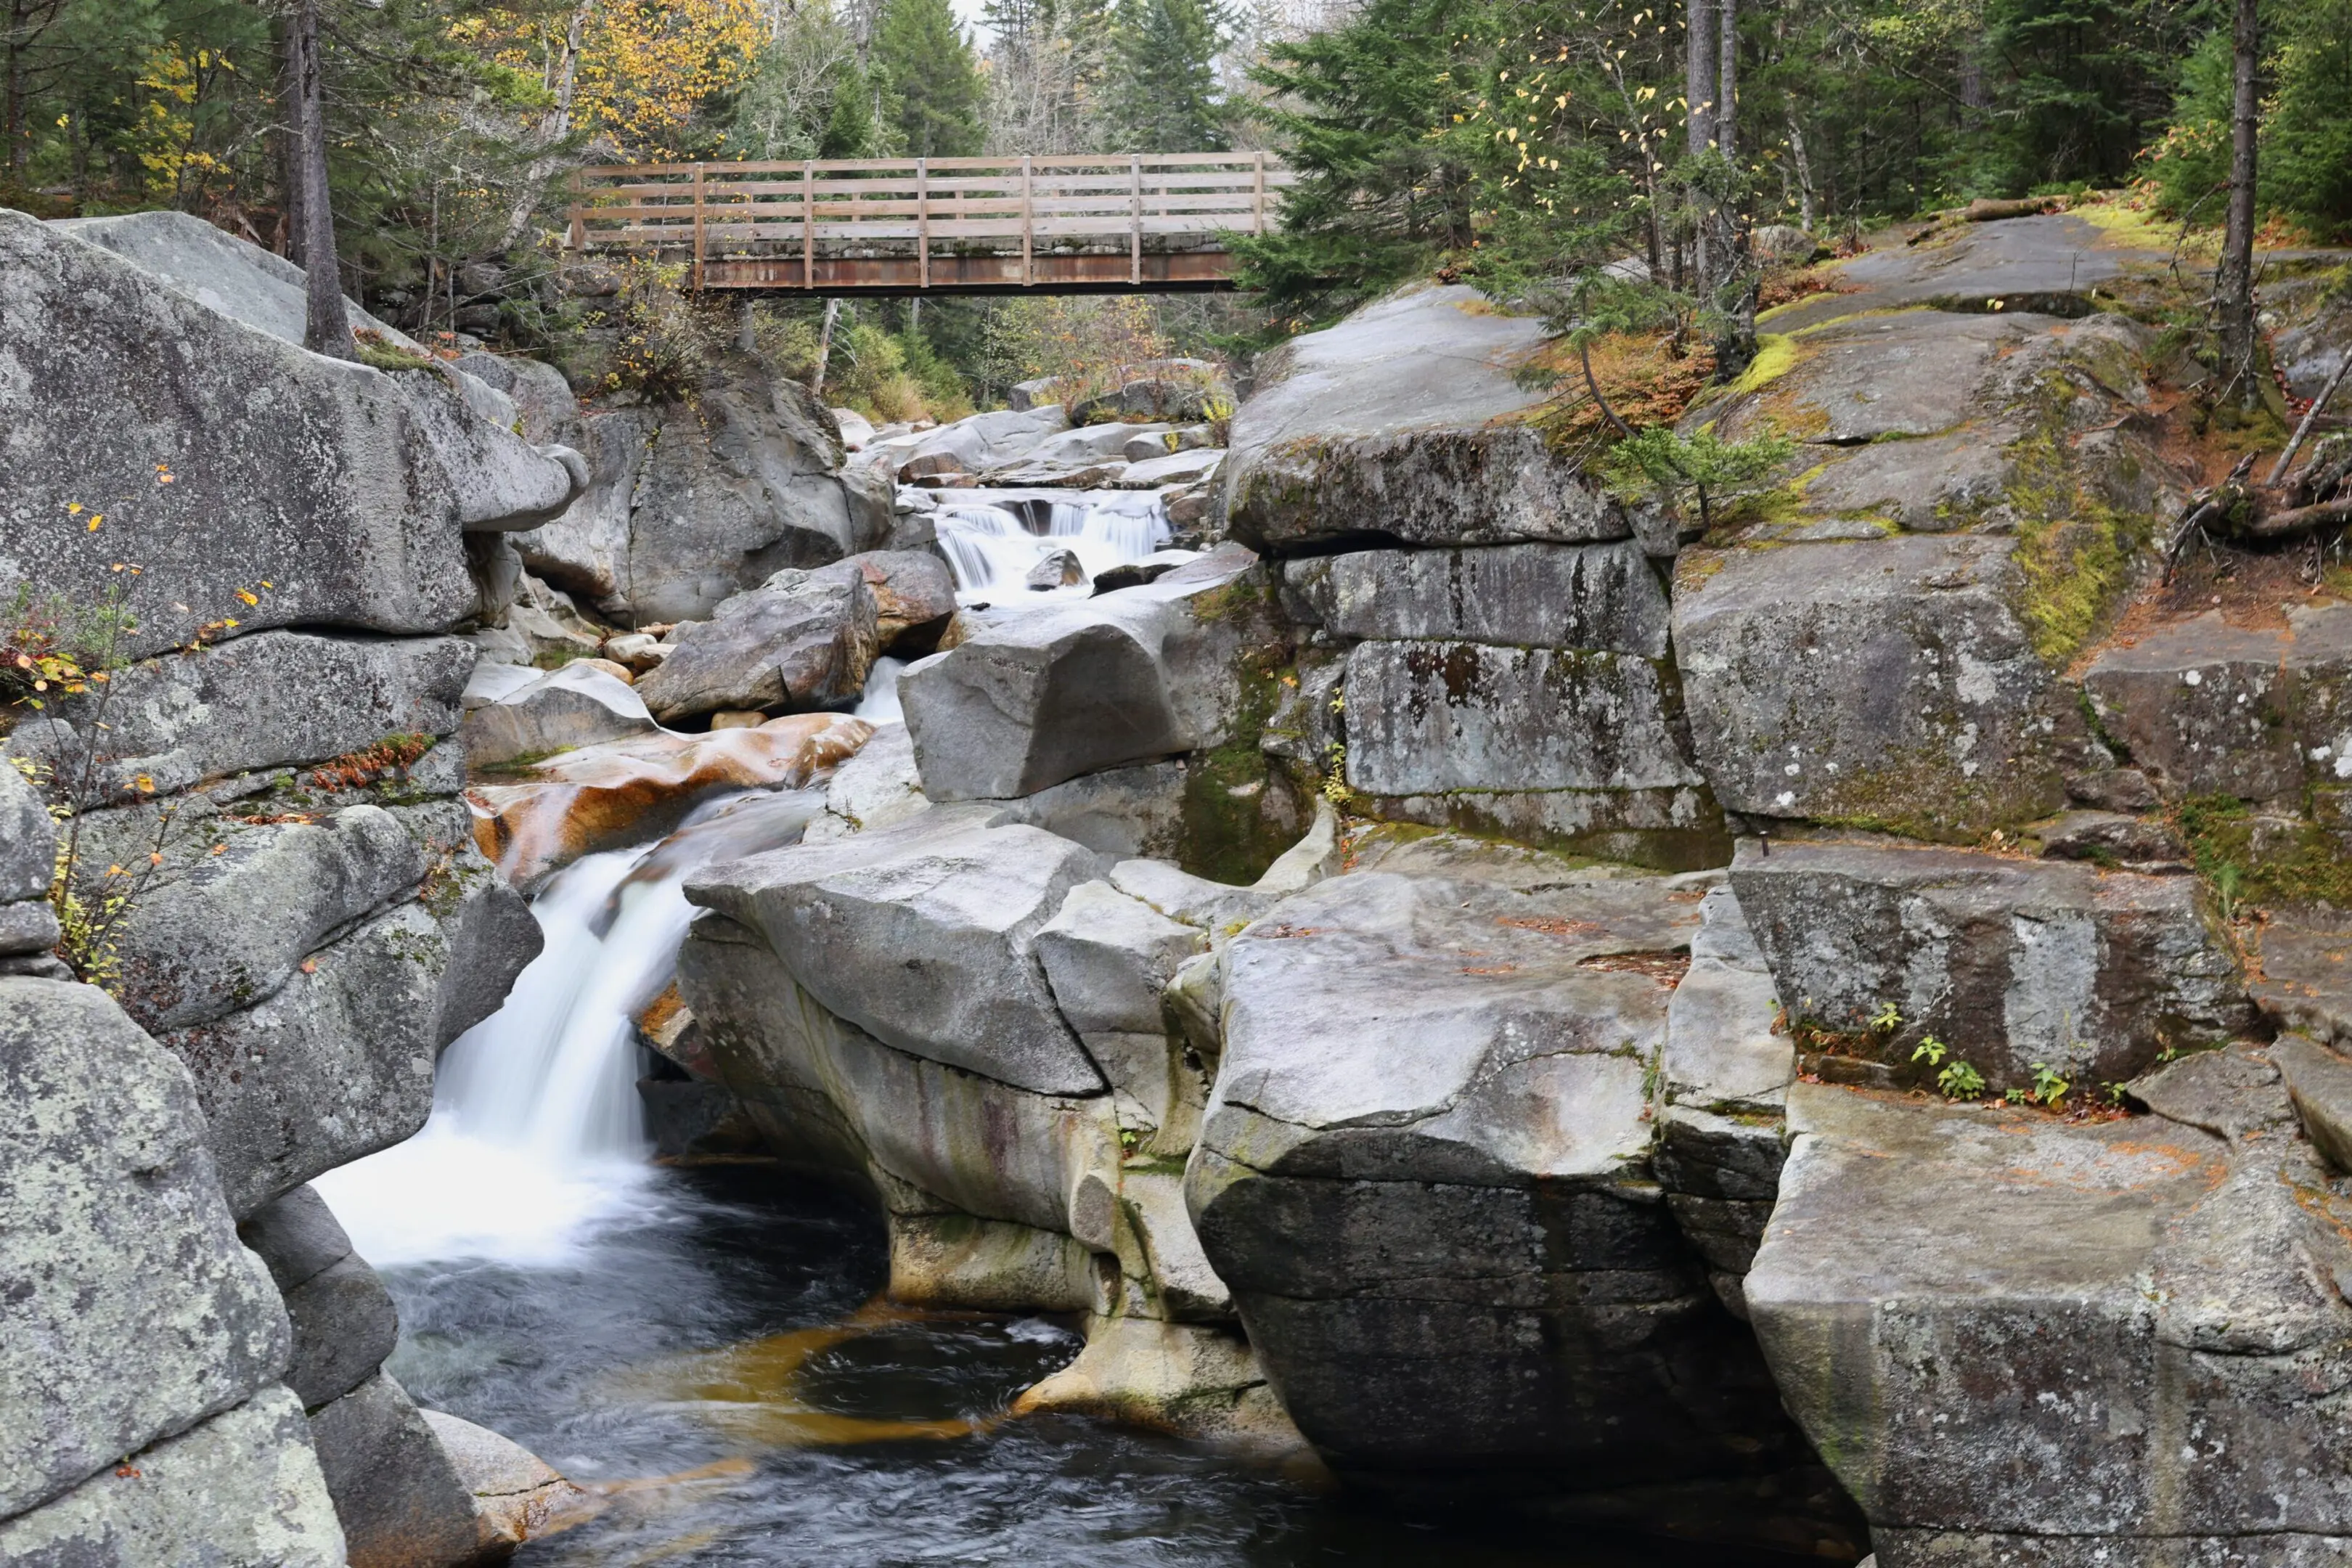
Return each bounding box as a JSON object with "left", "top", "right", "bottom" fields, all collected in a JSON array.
[{"left": 1602, "top": 423, "right": 1795, "bottom": 534}]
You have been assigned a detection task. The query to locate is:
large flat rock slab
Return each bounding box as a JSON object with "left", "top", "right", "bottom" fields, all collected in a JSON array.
[
  {"left": 1, "top": 211, "right": 575, "bottom": 659},
  {"left": 0, "top": 1387, "right": 344, "bottom": 1567},
  {"left": 1749, "top": 1069, "right": 2352, "bottom": 1563},
  {"left": 899, "top": 548, "right": 1261, "bottom": 801},
  {"left": 1222, "top": 285, "right": 1623, "bottom": 551},
  {"left": 685, "top": 807, "right": 1106, "bottom": 1096},
  {"left": 1762, "top": 213, "right": 2132, "bottom": 333},
  {"left": 2083, "top": 613, "right": 2303, "bottom": 803},
  {"left": 1715, "top": 311, "right": 2041, "bottom": 446},
  {"left": 1188, "top": 848, "right": 1859, "bottom": 1550},
  {"left": 1342, "top": 640, "right": 1701, "bottom": 796},
  {"left": 0, "top": 978, "right": 291, "bottom": 1518},
  {"left": 1283, "top": 541, "right": 1669, "bottom": 656},
  {"left": 1731, "top": 840, "right": 2248, "bottom": 1092},
  {"left": 19, "top": 631, "right": 472, "bottom": 806},
  {"left": 1674, "top": 534, "right": 2077, "bottom": 837},
  {"left": 2080, "top": 604, "right": 2352, "bottom": 807}
]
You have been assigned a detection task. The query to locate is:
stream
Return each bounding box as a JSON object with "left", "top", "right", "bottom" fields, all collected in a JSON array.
[{"left": 315, "top": 491, "right": 1790, "bottom": 1566}]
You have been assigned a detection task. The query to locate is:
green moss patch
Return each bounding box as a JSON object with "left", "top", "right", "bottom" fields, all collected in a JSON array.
[
  {"left": 2181, "top": 793, "right": 2352, "bottom": 912},
  {"left": 2001, "top": 374, "right": 2155, "bottom": 665}
]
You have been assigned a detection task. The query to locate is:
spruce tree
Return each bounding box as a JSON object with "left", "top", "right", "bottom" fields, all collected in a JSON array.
[
  {"left": 873, "top": 0, "right": 986, "bottom": 158},
  {"left": 1109, "top": 0, "right": 1227, "bottom": 152}
]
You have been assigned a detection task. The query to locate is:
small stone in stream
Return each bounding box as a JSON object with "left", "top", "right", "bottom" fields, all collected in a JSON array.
[
  {"left": 602, "top": 632, "right": 669, "bottom": 671},
  {"left": 2067, "top": 767, "right": 2163, "bottom": 813},
  {"left": 1026, "top": 548, "right": 1087, "bottom": 590},
  {"left": 1091, "top": 558, "right": 1184, "bottom": 594},
  {"left": 709, "top": 711, "right": 767, "bottom": 730},
  {"left": 417, "top": 1408, "right": 605, "bottom": 1554},
  {"left": 2036, "top": 809, "right": 2188, "bottom": 865}
]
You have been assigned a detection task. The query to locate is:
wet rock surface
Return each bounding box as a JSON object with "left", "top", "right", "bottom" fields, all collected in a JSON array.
[{"left": 467, "top": 714, "right": 871, "bottom": 885}]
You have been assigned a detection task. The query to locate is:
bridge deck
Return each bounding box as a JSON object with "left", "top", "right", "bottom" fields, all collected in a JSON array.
[{"left": 566, "top": 152, "right": 1292, "bottom": 295}]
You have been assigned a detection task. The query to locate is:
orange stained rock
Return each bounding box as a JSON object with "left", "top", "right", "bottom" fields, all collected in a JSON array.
[{"left": 467, "top": 713, "right": 873, "bottom": 886}]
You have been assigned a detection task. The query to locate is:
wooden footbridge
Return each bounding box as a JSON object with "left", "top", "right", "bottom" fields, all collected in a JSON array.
[{"left": 565, "top": 152, "right": 1293, "bottom": 295}]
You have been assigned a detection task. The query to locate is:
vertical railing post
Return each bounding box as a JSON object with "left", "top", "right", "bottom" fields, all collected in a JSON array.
[
  {"left": 566, "top": 166, "right": 586, "bottom": 251},
  {"left": 1129, "top": 154, "right": 1143, "bottom": 286},
  {"left": 801, "top": 160, "right": 815, "bottom": 288},
  {"left": 916, "top": 158, "right": 931, "bottom": 291},
  {"left": 1021, "top": 155, "right": 1034, "bottom": 286},
  {"left": 690, "top": 163, "right": 706, "bottom": 289},
  {"left": 1253, "top": 151, "right": 1267, "bottom": 234}
]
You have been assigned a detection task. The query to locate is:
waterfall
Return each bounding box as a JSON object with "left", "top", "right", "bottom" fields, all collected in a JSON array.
[
  {"left": 930, "top": 491, "right": 1175, "bottom": 600},
  {"left": 854, "top": 656, "right": 906, "bottom": 724},
  {"left": 317, "top": 482, "right": 1177, "bottom": 1270},
  {"left": 316, "top": 788, "right": 825, "bottom": 1267}
]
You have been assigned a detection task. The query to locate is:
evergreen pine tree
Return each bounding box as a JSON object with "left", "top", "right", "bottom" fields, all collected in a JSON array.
[
  {"left": 1109, "top": 0, "right": 1226, "bottom": 151},
  {"left": 873, "top": 0, "right": 986, "bottom": 158}
]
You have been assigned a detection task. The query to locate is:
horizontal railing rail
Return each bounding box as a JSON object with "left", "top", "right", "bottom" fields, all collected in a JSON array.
[{"left": 565, "top": 152, "right": 1294, "bottom": 292}]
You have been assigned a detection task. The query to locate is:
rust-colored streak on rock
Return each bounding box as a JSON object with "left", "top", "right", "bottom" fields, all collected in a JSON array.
[{"left": 467, "top": 714, "right": 873, "bottom": 886}]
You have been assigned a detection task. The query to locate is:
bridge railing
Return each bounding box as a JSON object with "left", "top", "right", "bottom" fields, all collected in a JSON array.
[{"left": 566, "top": 152, "right": 1294, "bottom": 291}]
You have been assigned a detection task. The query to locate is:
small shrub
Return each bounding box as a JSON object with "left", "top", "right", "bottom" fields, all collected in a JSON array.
[
  {"left": 606, "top": 259, "right": 724, "bottom": 402},
  {"left": 1937, "top": 1060, "right": 1987, "bottom": 1100}
]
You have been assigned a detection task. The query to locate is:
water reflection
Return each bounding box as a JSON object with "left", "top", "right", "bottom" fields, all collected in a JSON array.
[{"left": 380, "top": 1167, "right": 1810, "bottom": 1568}]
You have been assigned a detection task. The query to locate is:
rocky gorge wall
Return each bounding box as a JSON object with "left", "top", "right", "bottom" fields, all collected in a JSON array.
[
  {"left": 13, "top": 192, "right": 2352, "bottom": 1568},
  {"left": 0, "top": 210, "right": 603, "bottom": 1564},
  {"left": 653, "top": 217, "right": 2352, "bottom": 1567}
]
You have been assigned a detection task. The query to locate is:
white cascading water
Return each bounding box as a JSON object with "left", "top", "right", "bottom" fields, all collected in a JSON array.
[
  {"left": 319, "top": 482, "right": 1182, "bottom": 1270},
  {"left": 932, "top": 490, "right": 1175, "bottom": 599},
  {"left": 317, "top": 789, "right": 822, "bottom": 1267}
]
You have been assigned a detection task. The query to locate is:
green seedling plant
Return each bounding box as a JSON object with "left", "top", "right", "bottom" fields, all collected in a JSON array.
[
  {"left": 1937, "top": 1060, "right": 1988, "bottom": 1100},
  {"left": 1871, "top": 1002, "right": 1903, "bottom": 1033},
  {"left": 1911, "top": 1034, "right": 1948, "bottom": 1067},
  {"left": 2030, "top": 1062, "right": 2071, "bottom": 1109}
]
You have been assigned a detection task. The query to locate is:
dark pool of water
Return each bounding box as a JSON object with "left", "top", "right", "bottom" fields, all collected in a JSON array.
[{"left": 382, "top": 1165, "right": 1800, "bottom": 1567}]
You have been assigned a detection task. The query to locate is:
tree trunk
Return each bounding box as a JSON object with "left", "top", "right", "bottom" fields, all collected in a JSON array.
[
  {"left": 276, "top": 12, "right": 301, "bottom": 258},
  {"left": 2215, "top": 0, "right": 2261, "bottom": 407},
  {"left": 1787, "top": 115, "right": 1815, "bottom": 230},
  {"left": 496, "top": 0, "right": 591, "bottom": 251},
  {"left": 811, "top": 297, "right": 841, "bottom": 397},
  {"left": 1685, "top": 0, "right": 1715, "bottom": 158},
  {"left": 290, "top": 0, "right": 354, "bottom": 360},
  {"left": 4, "top": 0, "right": 26, "bottom": 176},
  {"left": 1686, "top": 0, "right": 1715, "bottom": 290},
  {"left": 1715, "top": 0, "right": 1736, "bottom": 158}
]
